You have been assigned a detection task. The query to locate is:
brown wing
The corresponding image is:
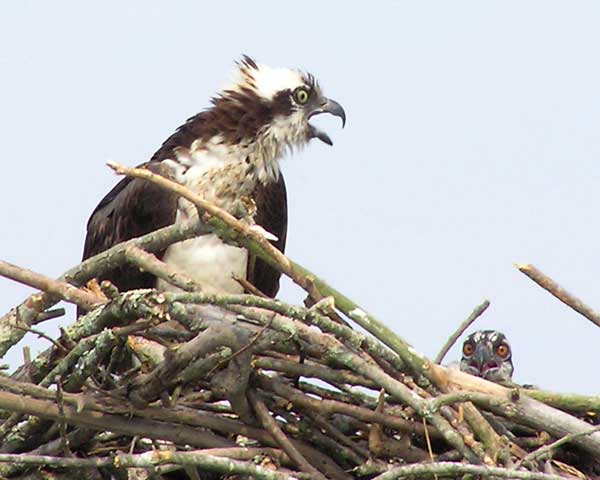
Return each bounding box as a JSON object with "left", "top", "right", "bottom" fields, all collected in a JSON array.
[
  {"left": 248, "top": 174, "right": 288, "bottom": 297},
  {"left": 82, "top": 161, "right": 178, "bottom": 293}
]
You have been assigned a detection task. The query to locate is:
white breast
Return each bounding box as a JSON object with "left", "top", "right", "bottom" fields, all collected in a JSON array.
[
  {"left": 157, "top": 144, "right": 252, "bottom": 294},
  {"left": 157, "top": 234, "right": 248, "bottom": 294}
]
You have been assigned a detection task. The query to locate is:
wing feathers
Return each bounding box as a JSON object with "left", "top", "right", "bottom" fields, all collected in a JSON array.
[
  {"left": 249, "top": 175, "right": 287, "bottom": 297},
  {"left": 82, "top": 161, "right": 178, "bottom": 292}
]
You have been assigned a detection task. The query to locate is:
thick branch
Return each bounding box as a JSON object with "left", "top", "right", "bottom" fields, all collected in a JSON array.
[{"left": 441, "top": 366, "right": 600, "bottom": 457}]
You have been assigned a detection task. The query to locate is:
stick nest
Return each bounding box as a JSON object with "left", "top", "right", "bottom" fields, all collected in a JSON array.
[{"left": 0, "top": 164, "right": 599, "bottom": 480}]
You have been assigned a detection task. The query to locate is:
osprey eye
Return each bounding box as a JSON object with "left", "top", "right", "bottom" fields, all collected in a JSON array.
[
  {"left": 496, "top": 345, "right": 509, "bottom": 358},
  {"left": 293, "top": 87, "right": 310, "bottom": 105},
  {"left": 463, "top": 343, "right": 474, "bottom": 356}
]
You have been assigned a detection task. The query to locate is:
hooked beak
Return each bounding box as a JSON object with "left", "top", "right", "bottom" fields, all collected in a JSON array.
[
  {"left": 307, "top": 98, "right": 346, "bottom": 146},
  {"left": 470, "top": 347, "right": 498, "bottom": 378}
]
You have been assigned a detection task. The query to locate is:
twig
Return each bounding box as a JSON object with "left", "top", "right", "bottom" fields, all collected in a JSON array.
[
  {"left": 106, "top": 163, "right": 417, "bottom": 377},
  {"left": 0, "top": 259, "right": 104, "bottom": 311},
  {"left": 422, "top": 417, "right": 435, "bottom": 465},
  {"left": 55, "top": 376, "right": 69, "bottom": 455},
  {"left": 253, "top": 356, "right": 376, "bottom": 389},
  {"left": 209, "top": 299, "right": 476, "bottom": 461},
  {"left": 22, "top": 346, "right": 32, "bottom": 379},
  {"left": 306, "top": 411, "right": 370, "bottom": 461},
  {"left": 33, "top": 308, "right": 66, "bottom": 324},
  {"left": 11, "top": 325, "right": 67, "bottom": 352},
  {"left": 441, "top": 366, "right": 600, "bottom": 457},
  {"left": 371, "top": 461, "right": 566, "bottom": 480},
  {"left": 434, "top": 299, "right": 490, "bottom": 363},
  {"left": 517, "top": 424, "right": 600, "bottom": 467},
  {"left": 248, "top": 389, "right": 327, "bottom": 480},
  {"left": 257, "top": 375, "right": 436, "bottom": 438},
  {"left": 107, "top": 160, "right": 292, "bottom": 273},
  {"left": 0, "top": 221, "right": 203, "bottom": 358},
  {"left": 0, "top": 387, "right": 233, "bottom": 448},
  {"left": 516, "top": 263, "right": 600, "bottom": 329},
  {"left": 233, "top": 274, "right": 269, "bottom": 297},
  {"left": 206, "top": 319, "right": 272, "bottom": 378},
  {"left": 0, "top": 451, "right": 303, "bottom": 480},
  {"left": 124, "top": 245, "right": 204, "bottom": 292}
]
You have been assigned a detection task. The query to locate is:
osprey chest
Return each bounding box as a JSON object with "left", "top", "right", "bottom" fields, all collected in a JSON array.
[{"left": 157, "top": 153, "right": 262, "bottom": 294}]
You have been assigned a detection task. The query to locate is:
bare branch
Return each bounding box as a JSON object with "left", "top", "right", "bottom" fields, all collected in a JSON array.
[
  {"left": 0, "top": 451, "right": 303, "bottom": 480},
  {"left": 0, "top": 221, "right": 203, "bottom": 358},
  {"left": 371, "top": 461, "right": 566, "bottom": 480},
  {"left": 517, "top": 263, "right": 600, "bottom": 329},
  {"left": 248, "top": 389, "right": 327, "bottom": 480},
  {"left": 435, "top": 299, "right": 490, "bottom": 363},
  {"left": 0, "top": 259, "right": 103, "bottom": 311},
  {"left": 124, "top": 245, "right": 205, "bottom": 292}
]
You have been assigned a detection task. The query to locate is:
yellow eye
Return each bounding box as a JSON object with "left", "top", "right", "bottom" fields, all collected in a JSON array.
[
  {"left": 463, "top": 343, "right": 474, "bottom": 356},
  {"left": 496, "top": 344, "right": 509, "bottom": 358},
  {"left": 293, "top": 87, "right": 310, "bottom": 105}
]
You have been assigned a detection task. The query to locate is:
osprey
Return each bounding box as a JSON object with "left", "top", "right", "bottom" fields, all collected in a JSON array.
[
  {"left": 460, "top": 330, "right": 514, "bottom": 384},
  {"left": 82, "top": 56, "right": 345, "bottom": 297}
]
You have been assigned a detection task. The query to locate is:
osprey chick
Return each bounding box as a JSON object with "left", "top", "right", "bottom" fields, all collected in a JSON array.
[
  {"left": 83, "top": 56, "right": 345, "bottom": 297},
  {"left": 460, "top": 330, "right": 514, "bottom": 384}
]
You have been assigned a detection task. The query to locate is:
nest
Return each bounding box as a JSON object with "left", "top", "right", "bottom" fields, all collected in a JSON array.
[{"left": 0, "top": 163, "right": 599, "bottom": 480}]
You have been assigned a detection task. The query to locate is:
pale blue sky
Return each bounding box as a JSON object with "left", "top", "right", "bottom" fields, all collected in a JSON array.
[{"left": 1, "top": 2, "right": 600, "bottom": 393}]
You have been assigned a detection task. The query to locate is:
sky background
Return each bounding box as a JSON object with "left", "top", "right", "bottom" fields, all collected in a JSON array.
[{"left": 1, "top": 1, "right": 599, "bottom": 393}]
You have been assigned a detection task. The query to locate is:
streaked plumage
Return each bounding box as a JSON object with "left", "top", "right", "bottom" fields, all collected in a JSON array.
[
  {"left": 460, "top": 330, "right": 514, "bottom": 384},
  {"left": 83, "top": 56, "right": 345, "bottom": 298}
]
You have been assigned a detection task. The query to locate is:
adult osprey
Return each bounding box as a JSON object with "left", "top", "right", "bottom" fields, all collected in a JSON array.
[{"left": 82, "top": 56, "right": 345, "bottom": 297}]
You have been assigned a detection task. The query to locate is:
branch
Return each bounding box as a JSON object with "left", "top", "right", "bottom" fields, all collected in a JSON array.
[
  {"left": 106, "top": 163, "right": 418, "bottom": 379},
  {"left": 440, "top": 366, "right": 600, "bottom": 457},
  {"left": 371, "top": 461, "right": 566, "bottom": 480},
  {"left": 0, "top": 451, "right": 303, "bottom": 480},
  {"left": 248, "top": 390, "right": 327, "bottom": 480},
  {"left": 123, "top": 245, "right": 205, "bottom": 292},
  {"left": 253, "top": 356, "right": 377, "bottom": 389},
  {"left": 517, "top": 263, "right": 600, "bottom": 329},
  {"left": 257, "top": 374, "right": 437, "bottom": 438},
  {"left": 233, "top": 305, "right": 479, "bottom": 462},
  {"left": 0, "top": 260, "right": 104, "bottom": 311},
  {"left": 0, "top": 388, "right": 233, "bottom": 449},
  {"left": 435, "top": 299, "right": 490, "bottom": 363},
  {"left": 0, "top": 221, "right": 203, "bottom": 358},
  {"left": 517, "top": 424, "right": 600, "bottom": 466},
  {"left": 524, "top": 388, "right": 600, "bottom": 413}
]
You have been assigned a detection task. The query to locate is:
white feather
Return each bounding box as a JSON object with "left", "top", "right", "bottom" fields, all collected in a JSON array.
[
  {"left": 226, "top": 62, "right": 306, "bottom": 100},
  {"left": 158, "top": 234, "right": 247, "bottom": 294}
]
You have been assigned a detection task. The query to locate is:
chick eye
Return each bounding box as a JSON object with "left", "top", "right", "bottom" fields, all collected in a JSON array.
[
  {"left": 463, "top": 343, "right": 474, "bottom": 356},
  {"left": 293, "top": 87, "right": 310, "bottom": 105},
  {"left": 496, "top": 344, "right": 509, "bottom": 358}
]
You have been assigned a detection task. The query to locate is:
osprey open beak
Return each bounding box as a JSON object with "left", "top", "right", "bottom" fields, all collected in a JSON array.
[
  {"left": 308, "top": 98, "right": 346, "bottom": 146},
  {"left": 469, "top": 346, "right": 499, "bottom": 378}
]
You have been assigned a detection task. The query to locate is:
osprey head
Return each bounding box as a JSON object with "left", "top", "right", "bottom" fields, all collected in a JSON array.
[
  {"left": 460, "top": 330, "right": 514, "bottom": 384},
  {"left": 225, "top": 56, "right": 345, "bottom": 147},
  {"left": 204, "top": 56, "right": 344, "bottom": 179}
]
